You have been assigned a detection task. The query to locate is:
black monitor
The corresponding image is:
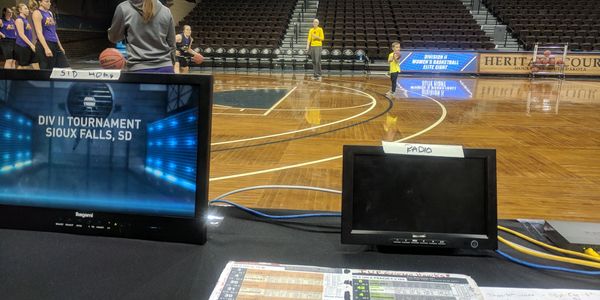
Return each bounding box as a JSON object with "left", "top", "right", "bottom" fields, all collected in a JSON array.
[
  {"left": 0, "top": 70, "right": 212, "bottom": 244},
  {"left": 342, "top": 145, "right": 497, "bottom": 250}
]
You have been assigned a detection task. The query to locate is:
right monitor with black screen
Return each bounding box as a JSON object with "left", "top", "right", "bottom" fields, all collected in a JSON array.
[{"left": 342, "top": 145, "right": 497, "bottom": 250}]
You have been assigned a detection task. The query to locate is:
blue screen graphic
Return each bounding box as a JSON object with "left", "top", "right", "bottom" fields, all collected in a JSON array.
[
  {"left": 400, "top": 51, "right": 478, "bottom": 73},
  {"left": 0, "top": 106, "right": 33, "bottom": 173},
  {"left": 145, "top": 108, "right": 198, "bottom": 191},
  {"left": 0, "top": 81, "right": 200, "bottom": 217},
  {"left": 398, "top": 79, "right": 476, "bottom": 100}
]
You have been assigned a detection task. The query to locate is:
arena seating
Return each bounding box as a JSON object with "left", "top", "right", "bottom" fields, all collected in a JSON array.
[
  {"left": 483, "top": 0, "right": 600, "bottom": 51},
  {"left": 316, "top": 0, "right": 495, "bottom": 59},
  {"left": 58, "top": 30, "right": 110, "bottom": 59},
  {"left": 177, "top": 0, "right": 296, "bottom": 51}
]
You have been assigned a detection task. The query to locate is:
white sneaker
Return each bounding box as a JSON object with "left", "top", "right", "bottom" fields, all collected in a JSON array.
[{"left": 385, "top": 91, "right": 393, "bottom": 98}]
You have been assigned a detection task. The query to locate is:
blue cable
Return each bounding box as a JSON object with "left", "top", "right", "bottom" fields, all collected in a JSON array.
[
  {"left": 210, "top": 199, "right": 342, "bottom": 219},
  {"left": 496, "top": 250, "right": 600, "bottom": 275}
]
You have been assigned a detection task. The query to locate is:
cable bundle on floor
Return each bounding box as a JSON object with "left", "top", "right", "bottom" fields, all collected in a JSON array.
[{"left": 496, "top": 225, "right": 600, "bottom": 275}]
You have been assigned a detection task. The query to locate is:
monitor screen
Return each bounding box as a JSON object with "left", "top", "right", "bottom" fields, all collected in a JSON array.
[
  {"left": 342, "top": 146, "right": 497, "bottom": 249},
  {"left": 0, "top": 71, "right": 212, "bottom": 244},
  {"left": 352, "top": 155, "right": 486, "bottom": 234}
]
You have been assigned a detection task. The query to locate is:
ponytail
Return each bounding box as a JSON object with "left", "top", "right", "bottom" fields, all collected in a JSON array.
[
  {"left": 28, "top": 0, "right": 38, "bottom": 11},
  {"left": 17, "top": 3, "right": 27, "bottom": 15},
  {"left": 142, "top": 0, "right": 154, "bottom": 23}
]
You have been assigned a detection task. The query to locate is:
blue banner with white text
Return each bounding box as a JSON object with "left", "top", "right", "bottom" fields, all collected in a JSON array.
[{"left": 399, "top": 51, "right": 479, "bottom": 73}]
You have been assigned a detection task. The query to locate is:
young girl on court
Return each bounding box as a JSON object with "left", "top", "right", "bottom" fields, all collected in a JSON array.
[
  {"left": 31, "top": 0, "right": 69, "bottom": 69},
  {"left": 108, "top": 0, "right": 176, "bottom": 73},
  {"left": 14, "top": 3, "right": 38, "bottom": 69},
  {"left": 0, "top": 7, "right": 17, "bottom": 69},
  {"left": 386, "top": 42, "right": 401, "bottom": 98}
]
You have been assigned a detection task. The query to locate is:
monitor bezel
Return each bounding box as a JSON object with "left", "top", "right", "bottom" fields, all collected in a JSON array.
[
  {"left": 0, "top": 70, "right": 212, "bottom": 244},
  {"left": 341, "top": 145, "right": 497, "bottom": 250}
]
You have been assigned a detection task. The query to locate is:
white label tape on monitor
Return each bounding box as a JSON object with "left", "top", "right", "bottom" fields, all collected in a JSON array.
[
  {"left": 382, "top": 141, "right": 464, "bottom": 158},
  {"left": 50, "top": 68, "right": 121, "bottom": 81}
]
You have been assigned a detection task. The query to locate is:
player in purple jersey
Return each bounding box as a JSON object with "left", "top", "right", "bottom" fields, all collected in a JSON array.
[
  {"left": 14, "top": 3, "right": 38, "bottom": 69},
  {"left": 0, "top": 7, "right": 17, "bottom": 69},
  {"left": 174, "top": 25, "right": 200, "bottom": 74},
  {"left": 31, "top": 0, "right": 69, "bottom": 69}
]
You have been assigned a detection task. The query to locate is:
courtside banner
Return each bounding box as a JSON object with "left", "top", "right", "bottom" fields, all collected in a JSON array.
[
  {"left": 399, "top": 51, "right": 479, "bottom": 73},
  {"left": 564, "top": 54, "right": 600, "bottom": 75},
  {"left": 478, "top": 53, "right": 530, "bottom": 74},
  {"left": 479, "top": 52, "right": 600, "bottom": 75}
]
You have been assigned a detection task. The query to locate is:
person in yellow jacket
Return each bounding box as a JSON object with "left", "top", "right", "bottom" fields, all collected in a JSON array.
[{"left": 306, "top": 18, "right": 324, "bottom": 81}]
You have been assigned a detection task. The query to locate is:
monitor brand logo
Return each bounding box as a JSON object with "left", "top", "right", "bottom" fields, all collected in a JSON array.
[
  {"left": 75, "top": 212, "right": 94, "bottom": 218},
  {"left": 412, "top": 234, "right": 426, "bottom": 238}
]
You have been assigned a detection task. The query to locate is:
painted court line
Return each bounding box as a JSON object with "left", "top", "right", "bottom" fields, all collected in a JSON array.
[
  {"left": 210, "top": 82, "right": 448, "bottom": 182},
  {"left": 211, "top": 82, "right": 377, "bottom": 146},
  {"left": 263, "top": 86, "right": 298, "bottom": 116},
  {"left": 214, "top": 103, "right": 372, "bottom": 114}
]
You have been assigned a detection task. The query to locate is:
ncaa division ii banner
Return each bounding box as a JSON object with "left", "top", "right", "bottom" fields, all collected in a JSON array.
[{"left": 400, "top": 51, "right": 479, "bottom": 73}]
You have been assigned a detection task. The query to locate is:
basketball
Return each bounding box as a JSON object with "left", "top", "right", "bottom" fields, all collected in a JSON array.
[
  {"left": 99, "top": 48, "right": 125, "bottom": 69},
  {"left": 192, "top": 53, "right": 204, "bottom": 65},
  {"left": 541, "top": 57, "right": 550, "bottom": 64}
]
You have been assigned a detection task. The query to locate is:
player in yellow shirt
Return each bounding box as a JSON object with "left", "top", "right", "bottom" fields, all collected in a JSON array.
[
  {"left": 306, "top": 19, "right": 324, "bottom": 81},
  {"left": 386, "top": 42, "right": 401, "bottom": 98}
]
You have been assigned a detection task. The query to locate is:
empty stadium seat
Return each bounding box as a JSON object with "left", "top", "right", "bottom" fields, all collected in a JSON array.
[
  {"left": 316, "top": 0, "right": 492, "bottom": 58},
  {"left": 484, "top": 0, "right": 600, "bottom": 51},
  {"left": 177, "top": 0, "right": 296, "bottom": 59}
]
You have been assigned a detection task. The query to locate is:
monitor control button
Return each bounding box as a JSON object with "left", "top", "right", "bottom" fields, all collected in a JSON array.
[{"left": 470, "top": 240, "right": 479, "bottom": 248}]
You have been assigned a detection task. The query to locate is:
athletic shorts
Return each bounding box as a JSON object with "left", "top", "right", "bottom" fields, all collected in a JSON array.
[
  {"left": 0, "top": 39, "right": 15, "bottom": 60},
  {"left": 177, "top": 55, "right": 192, "bottom": 68},
  {"left": 14, "top": 44, "right": 38, "bottom": 66},
  {"left": 36, "top": 41, "right": 69, "bottom": 70},
  {"left": 131, "top": 66, "right": 175, "bottom": 73}
]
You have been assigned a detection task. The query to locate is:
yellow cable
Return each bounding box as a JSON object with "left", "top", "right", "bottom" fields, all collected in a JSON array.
[
  {"left": 498, "top": 236, "right": 600, "bottom": 269},
  {"left": 497, "top": 225, "right": 600, "bottom": 263},
  {"left": 585, "top": 248, "right": 600, "bottom": 257}
]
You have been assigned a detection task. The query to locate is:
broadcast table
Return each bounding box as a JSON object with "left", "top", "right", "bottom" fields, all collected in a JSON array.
[{"left": 0, "top": 207, "right": 598, "bottom": 299}]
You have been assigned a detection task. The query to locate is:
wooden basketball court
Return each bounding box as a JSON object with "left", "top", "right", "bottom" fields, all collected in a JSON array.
[{"left": 208, "top": 73, "right": 600, "bottom": 222}]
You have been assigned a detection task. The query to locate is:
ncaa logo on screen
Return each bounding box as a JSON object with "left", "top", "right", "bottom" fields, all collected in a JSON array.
[{"left": 75, "top": 212, "right": 94, "bottom": 219}]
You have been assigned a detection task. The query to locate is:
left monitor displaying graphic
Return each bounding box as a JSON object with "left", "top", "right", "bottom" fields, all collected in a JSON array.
[{"left": 0, "top": 70, "right": 212, "bottom": 244}]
